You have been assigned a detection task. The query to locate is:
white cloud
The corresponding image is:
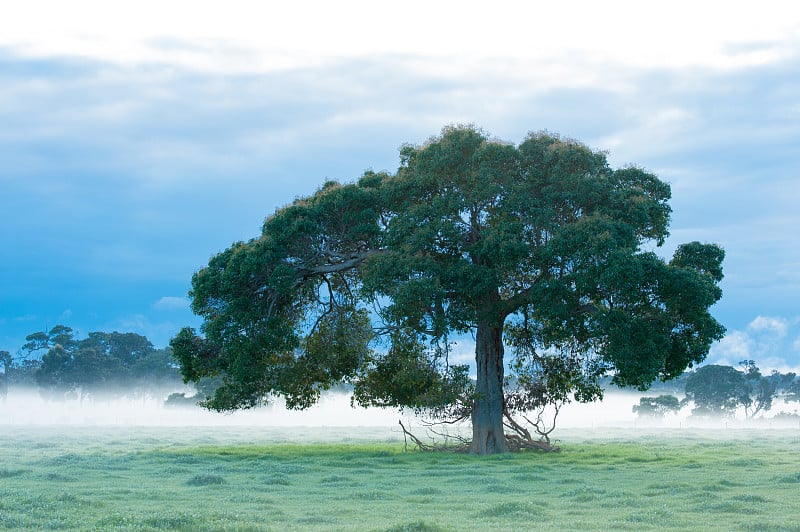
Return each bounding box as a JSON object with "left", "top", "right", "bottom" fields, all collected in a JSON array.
[
  {"left": 1, "top": 7, "right": 799, "bottom": 371},
  {"left": 1, "top": 1, "right": 798, "bottom": 74},
  {"left": 747, "top": 316, "right": 789, "bottom": 338},
  {"left": 709, "top": 316, "right": 800, "bottom": 372},
  {"left": 153, "top": 297, "right": 190, "bottom": 312},
  {"left": 756, "top": 356, "right": 798, "bottom": 374},
  {"left": 710, "top": 330, "right": 753, "bottom": 365}
]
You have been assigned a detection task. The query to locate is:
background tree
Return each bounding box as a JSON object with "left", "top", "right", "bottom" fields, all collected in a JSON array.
[
  {"left": 36, "top": 344, "right": 76, "bottom": 399},
  {"left": 8, "top": 359, "right": 42, "bottom": 387},
  {"left": 164, "top": 376, "right": 223, "bottom": 408},
  {"left": 82, "top": 332, "right": 154, "bottom": 367},
  {"left": 0, "top": 350, "right": 10, "bottom": 401},
  {"left": 683, "top": 364, "right": 750, "bottom": 417},
  {"left": 130, "top": 347, "right": 183, "bottom": 400},
  {"left": 80, "top": 332, "right": 180, "bottom": 399},
  {"left": 739, "top": 360, "right": 779, "bottom": 418},
  {"left": 24, "top": 325, "right": 181, "bottom": 400},
  {"left": 172, "top": 125, "right": 725, "bottom": 454},
  {"left": 21, "top": 325, "right": 79, "bottom": 357},
  {"left": 633, "top": 395, "right": 681, "bottom": 419},
  {"left": 785, "top": 377, "right": 800, "bottom": 403}
]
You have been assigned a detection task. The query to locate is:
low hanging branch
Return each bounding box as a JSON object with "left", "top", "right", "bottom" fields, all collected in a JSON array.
[{"left": 398, "top": 420, "right": 470, "bottom": 453}]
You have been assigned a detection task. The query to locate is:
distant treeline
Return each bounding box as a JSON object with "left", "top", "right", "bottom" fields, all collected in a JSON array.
[
  {"left": 0, "top": 325, "right": 184, "bottom": 401},
  {"left": 3, "top": 328, "right": 799, "bottom": 420},
  {"left": 633, "top": 360, "right": 800, "bottom": 420}
]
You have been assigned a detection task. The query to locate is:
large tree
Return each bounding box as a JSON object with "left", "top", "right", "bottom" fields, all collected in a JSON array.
[
  {"left": 684, "top": 364, "right": 749, "bottom": 417},
  {"left": 172, "top": 126, "right": 725, "bottom": 454}
]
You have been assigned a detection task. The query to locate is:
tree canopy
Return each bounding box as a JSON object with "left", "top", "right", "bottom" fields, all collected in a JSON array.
[
  {"left": 683, "top": 364, "right": 749, "bottom": 417},
  {"left": 739, "top": 360, "right": 778, "bottom": 418},
  {"left": 172, "top": 125, "right": 726, "bottom": 453},
  {"left": 682, "top": 360, "right": 788, "bottom": 419},
  {"left": 632, "top": 395, "right": 681, "bottom": 418}
]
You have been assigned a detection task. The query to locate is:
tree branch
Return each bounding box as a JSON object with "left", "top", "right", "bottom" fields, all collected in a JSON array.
[{"left": 298, "top": 249, "right": 382, "bottom": 277}]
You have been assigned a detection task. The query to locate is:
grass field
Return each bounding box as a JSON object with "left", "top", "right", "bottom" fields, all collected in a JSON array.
[{"left": 1, "top": 425, "right": 799, "bottom": 531}]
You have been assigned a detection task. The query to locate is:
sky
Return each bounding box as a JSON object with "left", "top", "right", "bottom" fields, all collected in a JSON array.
[{"left": 1, "top": 1, "right": 799, "bottom": 373}]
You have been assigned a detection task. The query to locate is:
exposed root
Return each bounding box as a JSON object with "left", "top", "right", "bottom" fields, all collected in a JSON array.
[
  {"left": 505, "top": 433, "right": 560, "bottom": 452},
  {"left": 398, "top": 419, "right": 559, "bottom": 453},
  {"left": 500, "top": 410, "right": 559, "bottom": 452}
]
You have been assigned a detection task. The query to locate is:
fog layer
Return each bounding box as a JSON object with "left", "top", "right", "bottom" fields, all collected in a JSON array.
[{"left": 3, "top": 389, "right": 798, "bottom": 430}]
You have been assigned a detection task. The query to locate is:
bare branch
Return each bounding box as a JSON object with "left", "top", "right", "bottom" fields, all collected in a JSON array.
[{"left": 397, "top": 419, "right": 470, "bottom": 453}]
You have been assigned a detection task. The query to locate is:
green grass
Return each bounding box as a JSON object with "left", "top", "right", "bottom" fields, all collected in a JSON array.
[{"left": 1, "top": 426, "right": 799, "bottom": 530}]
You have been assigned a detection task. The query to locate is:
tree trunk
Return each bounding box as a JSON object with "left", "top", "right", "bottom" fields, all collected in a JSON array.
[{"left": 471, "top": 322, "right": 508, "bottom": 454}]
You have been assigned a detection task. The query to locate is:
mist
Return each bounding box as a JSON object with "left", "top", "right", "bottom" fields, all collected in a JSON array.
[{"left": 3, "top": 388, "right": 798, "bottom": 431}]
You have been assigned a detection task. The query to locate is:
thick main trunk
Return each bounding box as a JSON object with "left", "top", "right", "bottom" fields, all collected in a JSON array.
[{"left": 471, "top": 322, "right": 508, "bottom": 454}]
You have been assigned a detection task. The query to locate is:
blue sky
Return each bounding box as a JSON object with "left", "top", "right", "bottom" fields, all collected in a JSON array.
[{"left": 1, "top": 1, "right": 799, "bottom": 372}]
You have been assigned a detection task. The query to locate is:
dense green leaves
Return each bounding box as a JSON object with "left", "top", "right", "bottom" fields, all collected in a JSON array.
[
  {"left": 684, "top": 365, "right": 750, "bottom": 417},
  {"left": 353, "top": 330, "right": 471, "bottom": 416},
  {"left": 632, "top": 395, "right": 681, "bottom": 418},
  {"left": 681, "top": 360, "right": 787, "bottom": 419},
  {"left": 10, "top": 325, "right": 181, "bottom": 400},
  {"left": 173, "top": 125, "right": 725, "bottom": 438}
]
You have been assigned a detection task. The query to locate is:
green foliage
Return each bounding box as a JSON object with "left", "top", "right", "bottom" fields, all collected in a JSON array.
[
  {"left": 11, "top": 325, "right": 181, "bottom": 400},
  {"left": 738, "top": 360, "right": 777, "bottom": 417},
  {"left": 3, "top": 359, "right": 40, "bottom": 388},
  {"left": 22, "top": 325, "right": 78, "bottom": 356},
  {"left": 683, "top": 362, "right": 789, "bottom": 419},
  {"left": 164, "top": 377, "right": 222, "bottom": 408},
  {"left": 632, "top": 395, "right": 681, "bottom": 418},
  {"left": 173, "top": 125, "right": 725, "bottom": 444},
  {"left": 353, "top": 331, "right": 472, "bottom": 417},
  {"left": 684, "top": 365, "right": 750, "bottom": 417},
  {"left": 504, "top": 341, "right": 605, "bottom": 414},
  {"left": 786, "top": 378, "right": 800, "bottom": 402}
]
